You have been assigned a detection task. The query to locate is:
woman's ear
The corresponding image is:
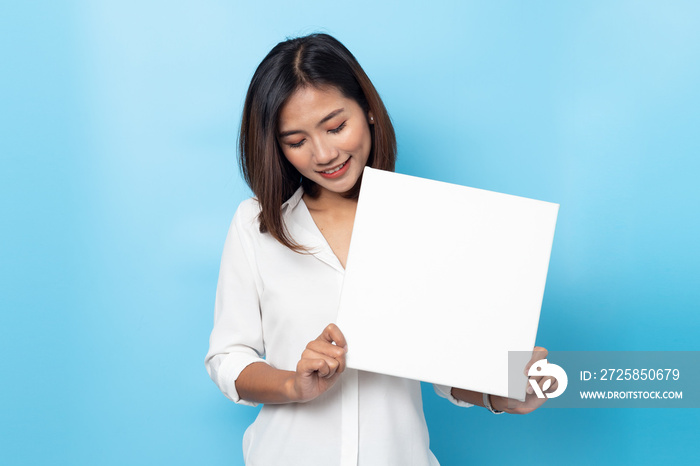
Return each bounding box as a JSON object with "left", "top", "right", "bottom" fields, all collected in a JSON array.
[{"left": 368, "top": 111, "right": 375, "bottom": 125}]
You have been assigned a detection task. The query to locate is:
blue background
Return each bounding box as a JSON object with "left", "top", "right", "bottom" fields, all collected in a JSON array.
[{"left": 2, "top": 1, "right": 699, "bottom": 464}]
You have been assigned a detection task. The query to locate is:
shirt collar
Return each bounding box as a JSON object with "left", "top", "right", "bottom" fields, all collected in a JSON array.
[
  {"left": 281, "top": 186, "right": 345, "bottom": 274},
  {"left": 281, "top": 186, "right": 304, "bottom": 212}
]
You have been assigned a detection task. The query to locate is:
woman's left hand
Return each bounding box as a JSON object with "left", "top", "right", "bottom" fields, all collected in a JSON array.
[{"left": 490, "top": 346, "right": 557, "bottom": 414}]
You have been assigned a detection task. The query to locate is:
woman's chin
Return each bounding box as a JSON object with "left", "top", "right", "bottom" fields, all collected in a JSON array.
[{"left": 315, "top": 176, "right": 358, "bottom": 195}]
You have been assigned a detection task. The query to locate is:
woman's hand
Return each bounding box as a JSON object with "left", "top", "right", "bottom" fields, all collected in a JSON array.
[
  {"left": 490, "top": 346, "right": 557, "bottom": 414},
  {"left": 289, "top": 323, "right": 348, "bottom": 403}
]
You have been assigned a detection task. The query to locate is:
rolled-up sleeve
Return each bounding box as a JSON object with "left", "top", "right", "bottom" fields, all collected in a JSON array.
[{"left": 205, "top": 204, "right": 267, "bottom": 406}]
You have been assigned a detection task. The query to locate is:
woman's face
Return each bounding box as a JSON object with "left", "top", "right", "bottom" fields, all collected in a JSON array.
[{"left": 277, "top": 85, "right": 373, "bottom": 196}]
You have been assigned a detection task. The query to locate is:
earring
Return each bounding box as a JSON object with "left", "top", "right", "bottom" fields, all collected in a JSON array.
[{"left": 370, "top": 117, "right": 374, "bottom": 122}]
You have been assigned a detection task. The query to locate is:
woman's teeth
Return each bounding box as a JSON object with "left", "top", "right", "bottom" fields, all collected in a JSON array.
[{"left": 322, "top": 161, "right": 346, "bottom": 174}]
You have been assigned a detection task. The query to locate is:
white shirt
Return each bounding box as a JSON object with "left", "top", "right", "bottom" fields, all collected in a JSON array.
[{"left": 205, "top": 188, "right": 471, "bottom": 466}]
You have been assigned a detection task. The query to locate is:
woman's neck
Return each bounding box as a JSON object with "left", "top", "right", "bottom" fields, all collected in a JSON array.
[
  {"left": 303, "top": 188, "right": 358, "bottom": 214},
  {"left": 302, "top": 187, "right": 358, "bottom": 269}
]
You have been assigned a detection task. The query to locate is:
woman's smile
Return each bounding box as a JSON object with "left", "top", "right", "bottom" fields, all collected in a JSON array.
[{"left": 317, "top": 157, "right": 351, "bottom": 178}]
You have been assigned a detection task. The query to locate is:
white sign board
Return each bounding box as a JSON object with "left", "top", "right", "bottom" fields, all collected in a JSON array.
[{"left": 336, "top": 167, "right": 559, "bottom": 400}]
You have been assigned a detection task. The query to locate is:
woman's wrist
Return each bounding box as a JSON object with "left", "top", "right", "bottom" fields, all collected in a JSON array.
[
  {"left": 284, "top": 373, "right": 302, "bottom": 403},
  {"left": 486, "top": 393, "right": 506, "bottom": 413},
  {"left": 491, "top": 394, "right": 516, "bottom": 413},
  {"left": 236, "top": 363, "right": 303, "bottom": 404}
]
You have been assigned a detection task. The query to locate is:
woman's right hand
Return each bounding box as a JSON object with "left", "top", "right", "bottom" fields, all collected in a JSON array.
[{"left": 290, "top": 323, "right": 347, "bottom": 403}]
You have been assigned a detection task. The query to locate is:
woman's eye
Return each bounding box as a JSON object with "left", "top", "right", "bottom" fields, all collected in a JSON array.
[
  {"left": 329, "top": 121, "right": 346, "bottom": 134},
  {"left": 289, "top": 139, "right": 305, "bottom": 148}
]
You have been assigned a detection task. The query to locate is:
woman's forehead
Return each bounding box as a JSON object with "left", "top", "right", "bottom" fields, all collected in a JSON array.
[{"left": 279, "top": 86, "right": 356, "bottom": 128}]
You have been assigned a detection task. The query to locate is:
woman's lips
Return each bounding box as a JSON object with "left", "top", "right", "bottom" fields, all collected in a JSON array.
[{"left": 318, "top": 158, "right": 351, "bottom": 179}]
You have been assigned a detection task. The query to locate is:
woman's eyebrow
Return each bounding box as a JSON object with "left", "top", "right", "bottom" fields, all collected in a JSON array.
[
  {"left": 278, "top": 108, "right": 345, "bottom": 138},
  {"left": 317, "top": 108, "right": 344, "bottom": 126}
]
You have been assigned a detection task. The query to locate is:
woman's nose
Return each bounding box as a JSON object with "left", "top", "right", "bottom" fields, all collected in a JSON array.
[{"left": 313, "top": 138, "right": 338, "bottom": 165}]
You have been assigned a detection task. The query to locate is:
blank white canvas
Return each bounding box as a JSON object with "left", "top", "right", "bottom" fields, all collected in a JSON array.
[{"left": 335, "top": 168, "right": 559, "bottom": 400}]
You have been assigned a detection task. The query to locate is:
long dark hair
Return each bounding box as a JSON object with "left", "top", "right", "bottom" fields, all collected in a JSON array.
[{"left": 239, "top": 33, "right": 396, "bottom": 252}]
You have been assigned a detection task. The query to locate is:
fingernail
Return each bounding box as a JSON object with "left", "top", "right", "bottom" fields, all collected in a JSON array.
[
  {"left": 527, "top": 385, "right": 533, "bottom": 394},
  {"left": 343, "top": 345, "right": 348, "bottom": 351}
]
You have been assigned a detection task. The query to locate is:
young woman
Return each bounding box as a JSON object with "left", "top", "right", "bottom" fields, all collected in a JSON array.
[{"left": 206, "top": 33, "right": 554, "bottom": 465}]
